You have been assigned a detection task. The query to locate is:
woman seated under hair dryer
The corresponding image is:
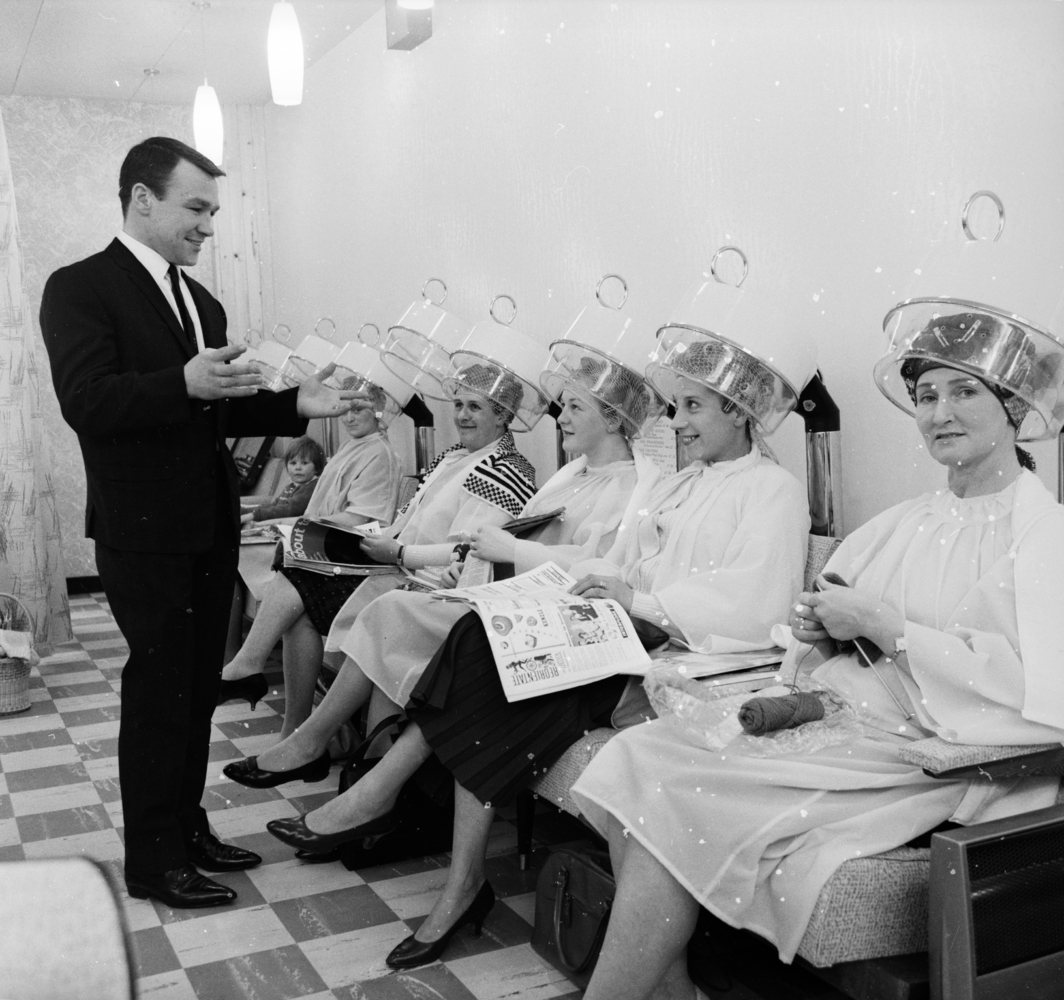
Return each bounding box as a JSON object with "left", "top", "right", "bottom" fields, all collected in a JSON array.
[
  {"left": 225, "top": 316, "right": 665, "bottom": 790},
  {"left": 263, "top": 288, "right": 819, "bottom": 973},
  {"left": 569, "top": 297, "right": 1064, "bottom": 1000},
  {"left": 219, "top": 374, "right": 404, "bottom": 709},
  {"left": 223, "top": 343, "right": 544, "bottom": 760}
]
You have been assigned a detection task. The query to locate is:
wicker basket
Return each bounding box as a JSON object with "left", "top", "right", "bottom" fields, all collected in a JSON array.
[{"left": 0, "top": 593, "right": 35, "bottom": 715}]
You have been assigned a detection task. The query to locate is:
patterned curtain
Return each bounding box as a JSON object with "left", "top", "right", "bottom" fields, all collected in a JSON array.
[{"left": 0, "top": 107, "right": 70, "bottom": 654}]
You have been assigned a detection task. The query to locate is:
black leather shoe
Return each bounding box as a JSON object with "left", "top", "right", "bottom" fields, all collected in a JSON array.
[
  {"left": 223, "top": 749, "right": 331, "bottom": 788},
  {"left": 266, "top": 807, "right": 399, "bottom": 853},
  {"left": 185, "top": 830, "right": 262, "bottom": 872},
  {"left": 294, "top": 846, "right": 344, "bottom": 864},
  {"left": 217, "top": 673, "right": 269, "bottom": 710},
  {"left": 125, "top": 864, "right": 237, "bottom": 908},
  {"left": 386, "top": 882, "right": 495, "bottom": 970}
]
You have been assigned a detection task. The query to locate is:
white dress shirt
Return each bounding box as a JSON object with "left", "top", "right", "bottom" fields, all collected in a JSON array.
[{"left": 117, "top": 231, "right": 205, "bottom": 353}]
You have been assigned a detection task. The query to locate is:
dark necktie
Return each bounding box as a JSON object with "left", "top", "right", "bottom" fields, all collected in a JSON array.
[{"left": 167, "top": 264, "right": 197, "bottom": 352}]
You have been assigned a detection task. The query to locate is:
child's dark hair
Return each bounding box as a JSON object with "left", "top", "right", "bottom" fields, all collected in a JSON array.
[{"left": 283, "top": 436, "right": 325, "bottom": 474}]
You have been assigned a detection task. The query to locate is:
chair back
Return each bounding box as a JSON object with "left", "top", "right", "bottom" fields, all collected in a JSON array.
[
  {"left": 396, "top": 475, "right": 420, "bottom": 513},
  {"left": 0, "top": 858, "right": 134, "bottom": 999},
  {"left": 804, "top": 534, "right": 842, "bottom": 592}
]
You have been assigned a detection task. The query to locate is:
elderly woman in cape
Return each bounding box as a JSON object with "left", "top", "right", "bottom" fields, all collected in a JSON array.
[
  {"left": 265, "top": 322, "right": 816, "bottom": 972},
  {"left": 225, "top": 352, "right": 663, "bottom": 789},
  {"left": 570, "top": 310, "right": 1064, "bottom": 1000},
  {"left": 221, "top": 361, "right": 538, "bottom": 750}
]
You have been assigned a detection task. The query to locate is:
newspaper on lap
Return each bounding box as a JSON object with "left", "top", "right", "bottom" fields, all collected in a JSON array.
[{"left": 434, "top": 562, "right": 651, "bottom": 702}]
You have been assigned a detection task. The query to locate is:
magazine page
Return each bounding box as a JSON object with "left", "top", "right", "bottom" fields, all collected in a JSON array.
[
  {"left": 435, "top": 561, "right": 578, "bottom": 603},
  {"left": 284, "top": 518, "right": 393, "bottom": 577},
  {"left": 437, "top": 564, "right": 649, "bottom": 701},
  {"left": 308, "top": 517, "right": 382, "bottom": 536},
  {"left": 646, "top": 646, "right": 785, "bottom": 679},
  {"left": 472, "top": 593, "right": 651, "bottom": 701},
  {"left": 454, "top": 554, "right": 493, "bottom": 589}
]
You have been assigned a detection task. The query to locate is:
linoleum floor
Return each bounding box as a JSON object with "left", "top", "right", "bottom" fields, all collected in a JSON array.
[{"left": 0, "top": 592, "right": 849, "bottom": 1000}]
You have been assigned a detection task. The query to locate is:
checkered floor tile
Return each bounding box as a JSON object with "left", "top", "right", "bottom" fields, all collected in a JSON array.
[
  {"left": 0, "top": 593, "right": 847, "bottom": 1000},
  {"left": 0, "top": 593, "right": 593, "bottom": 1000}
]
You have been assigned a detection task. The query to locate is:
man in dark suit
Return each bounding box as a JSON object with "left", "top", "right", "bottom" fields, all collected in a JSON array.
[{"left": 40, "top": 136, "right": 353, "bottom": 908}]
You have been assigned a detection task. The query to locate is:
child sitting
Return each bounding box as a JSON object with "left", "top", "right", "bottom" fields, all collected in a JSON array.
[{"left": 241, "top": 437, "right": 325, "bottom": 523}]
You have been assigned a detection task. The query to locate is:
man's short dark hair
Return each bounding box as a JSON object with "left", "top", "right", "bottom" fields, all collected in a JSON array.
[{"left": 119, "top": 137, "right": 225, "bottom": 216}]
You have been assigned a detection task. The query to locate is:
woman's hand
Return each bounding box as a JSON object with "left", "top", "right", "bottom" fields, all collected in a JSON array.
[
  {"left": 468, "top": 525, "right": 516, "bottom": 564},
  {"left": 790, "top": 592, "right": 831, "bottom": 644},
  {"left": 806, "top": 577, "right": 904, "bottom": 650},
  {"left": 570, "top": 574, "right": 635, "bottom": 613},
  {"left": 359, "top": 536, "right": 402, "bottom": 565},
  {"left": 440, "top": 560, "right": 463, "bottom": 588},
  {"left": 240, "top": 511, "right": 255, "bottom": 524}
]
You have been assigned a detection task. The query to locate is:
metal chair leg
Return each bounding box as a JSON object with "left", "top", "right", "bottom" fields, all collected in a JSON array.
[{"left": 516, "top": 789, "right": 535, "bottom": 870}]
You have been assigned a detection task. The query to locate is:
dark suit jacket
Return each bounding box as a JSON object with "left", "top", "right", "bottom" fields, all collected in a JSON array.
[{"left": 41, "top": 238, "right": 307, "bottom": 554}]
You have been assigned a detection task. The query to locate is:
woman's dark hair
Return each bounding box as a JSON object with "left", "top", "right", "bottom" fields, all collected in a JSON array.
[
  {"left": 119, "top": 137, "right": 225, "bottom": 216},
  {"left": 283, "top": 436, "right": 325, "bottom": 474}
]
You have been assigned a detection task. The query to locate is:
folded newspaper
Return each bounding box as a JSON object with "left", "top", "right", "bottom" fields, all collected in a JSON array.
[
  {"left": 435, "top": 562, "right": 652, "bottom": 702},
  {"left": 283, "top": 517, "right": 391, "bottom": 576}
]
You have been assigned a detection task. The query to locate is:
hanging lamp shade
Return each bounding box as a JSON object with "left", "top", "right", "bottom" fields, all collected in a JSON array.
[
  {"left": 192, "top": 81, "right": 223, "bottom": 166},
  {"left": 268, "top": 2, "right": 304, "bottom": 106}
]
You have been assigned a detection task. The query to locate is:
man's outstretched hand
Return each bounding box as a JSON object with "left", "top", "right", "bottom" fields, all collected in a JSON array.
[
  {"left": 295, "top": 363, "right": 358, "bottom": 418},
  {"left": 185, "top": 344, "right": 264, "bottom": 399}
]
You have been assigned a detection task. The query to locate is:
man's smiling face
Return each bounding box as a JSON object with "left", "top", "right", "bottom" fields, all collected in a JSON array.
[{"left": 136, "top": 157, "right": 220, "bottom": 267}]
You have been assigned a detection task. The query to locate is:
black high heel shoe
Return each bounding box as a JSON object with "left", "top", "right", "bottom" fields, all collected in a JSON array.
[
  {"left": 385, "top": 881, "right": 495, "bottom": 970},
  {"left": 223, "top": 749, "right": 332, "bottom": 788},
  {"left": 217, "top": 673, "right": 268, "bottom": 710},
  {"left": 266, "top": 807, "right": 399, "bottom": 853}
]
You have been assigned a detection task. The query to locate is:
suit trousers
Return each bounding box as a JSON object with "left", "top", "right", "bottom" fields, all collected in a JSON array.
[{"left": 96, "top": 480, "right": 238, "bottom": 874}]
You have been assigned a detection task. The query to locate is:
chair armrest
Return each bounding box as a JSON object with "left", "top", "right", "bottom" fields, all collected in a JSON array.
[{"left": 899, "top": 736, "right": 1064, "bottom": 780}]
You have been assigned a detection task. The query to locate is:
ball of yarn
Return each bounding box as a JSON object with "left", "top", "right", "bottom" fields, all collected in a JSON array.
[{"left": 738, "top": 692, "right": 825, "bottom": 736}]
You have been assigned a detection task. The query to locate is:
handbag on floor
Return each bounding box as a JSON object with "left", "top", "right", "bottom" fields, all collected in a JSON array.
[
  {"left": 332, "top": 714, "right": 455, "bottom": 870},
  {"left": 531, "top": 847, "right": 615, "bottom": 989}
]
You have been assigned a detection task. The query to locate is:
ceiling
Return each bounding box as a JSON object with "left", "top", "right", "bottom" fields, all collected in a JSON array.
[{"left": 0, "top": 0, "right": 384, "bottom": 106}]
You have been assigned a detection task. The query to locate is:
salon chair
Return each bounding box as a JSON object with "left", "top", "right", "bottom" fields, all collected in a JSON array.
[{"left": 0, "top": 857, "right": 134, "bottom": 999}]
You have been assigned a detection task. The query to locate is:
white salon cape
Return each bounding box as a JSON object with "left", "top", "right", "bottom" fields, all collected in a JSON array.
[
  {"left": 572, "top": 470, "right": 1064, "bottom": 964},
  {"left": 238, "top": 432, "right": 401, "bottom": 600}
]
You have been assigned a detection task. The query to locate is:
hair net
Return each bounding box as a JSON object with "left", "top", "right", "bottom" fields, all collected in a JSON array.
[
  {"left": 540, "top": 346, "right": 665, "bottom": 439},
  {"left": 876, "top": 305, "right": 1064, "bottom": 442}
]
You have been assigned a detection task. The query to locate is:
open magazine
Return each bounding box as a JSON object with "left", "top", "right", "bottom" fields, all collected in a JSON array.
[
  {"left": 282, "top": 517, "right": 393, "bottom": 576},
  {"left": 435, "top": 562, "right": 652, "bottom": 702},
  {"left": 437, "top": 562, "right": 788, "bottom": 702}
]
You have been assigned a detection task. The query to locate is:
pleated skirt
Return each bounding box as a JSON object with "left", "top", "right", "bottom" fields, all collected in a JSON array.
[{"left": 408, "top": 611, "right": 627, "bottom": 808}]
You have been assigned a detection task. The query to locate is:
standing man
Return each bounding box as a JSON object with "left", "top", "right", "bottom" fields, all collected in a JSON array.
[{"left": 40, "top": 137, "right": 353, "bottom": 908}]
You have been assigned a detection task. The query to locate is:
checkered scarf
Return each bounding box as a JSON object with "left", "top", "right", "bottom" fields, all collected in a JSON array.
[{"left": 400, "top": 431, "right": 536, "bottom": 519}]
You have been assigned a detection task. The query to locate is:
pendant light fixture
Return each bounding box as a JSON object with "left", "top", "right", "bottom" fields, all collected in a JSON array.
[
  {"left": 191, "top": 1, "right": 223, "bottom": 166},
  {"left": 193, "top": 80, "right": 224, "bottom": 165},
  {"left": 268, "top": 2, "right": 304, "bottom": 106}
]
